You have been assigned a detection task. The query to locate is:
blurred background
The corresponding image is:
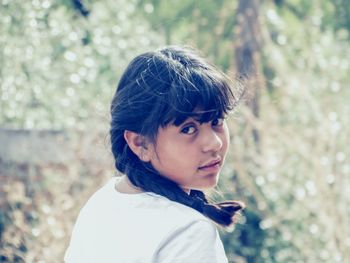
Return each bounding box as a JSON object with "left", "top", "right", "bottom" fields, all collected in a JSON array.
[{"left": 0, "top": 0, "right": 349, "bottom": 262}]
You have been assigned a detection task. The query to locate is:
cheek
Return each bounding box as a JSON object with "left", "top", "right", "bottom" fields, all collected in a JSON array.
[
  {"left": 151, "top": 139, "right": 197, "bottom": 173},
  {"left": 150, "top": 141, "right": 182, "bottom": 167}
]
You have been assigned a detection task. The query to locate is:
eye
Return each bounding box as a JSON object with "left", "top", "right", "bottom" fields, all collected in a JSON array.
[
  {"left": 180, "top": 125, "right": 197, "bottom": 135},
  {"left": 212, "top": 118, "right": 224, "bottom": 127}
]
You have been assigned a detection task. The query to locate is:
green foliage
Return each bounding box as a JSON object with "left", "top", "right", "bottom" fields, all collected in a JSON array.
[
  {"left": 0, "top": 0, "right": 163, "bottom": 130},
  {"left": 137, "top": 0, "right": 238, "bottom": 70}
]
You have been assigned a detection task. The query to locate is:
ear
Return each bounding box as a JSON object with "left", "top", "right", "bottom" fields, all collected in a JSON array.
[{"left": 124, "top": 130, "right": 152, "bottom": 162}]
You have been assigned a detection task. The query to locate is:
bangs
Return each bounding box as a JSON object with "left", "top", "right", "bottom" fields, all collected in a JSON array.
[{"left": 160, "top": 67, "right": 236, "bottom": 127}]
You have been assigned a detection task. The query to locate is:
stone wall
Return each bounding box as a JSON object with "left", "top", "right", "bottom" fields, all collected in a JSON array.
[{"left": 0, "top": 128, "right": 115, "bottom": 205}]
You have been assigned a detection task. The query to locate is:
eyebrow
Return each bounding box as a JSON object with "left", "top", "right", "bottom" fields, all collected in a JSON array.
[
  {"left": 180, "top": 117, "right": 199, "bottom": 124},
  {"left": 171, "top": 110, "right": 224, "bottom": 127},
  {"left": 182, "top": 116, "right": 218, "bottom": 125}
]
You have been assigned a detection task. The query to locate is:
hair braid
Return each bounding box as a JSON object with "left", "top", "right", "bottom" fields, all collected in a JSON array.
[{"left": 126, "top": 159, "right": 244, "bottom": 228}]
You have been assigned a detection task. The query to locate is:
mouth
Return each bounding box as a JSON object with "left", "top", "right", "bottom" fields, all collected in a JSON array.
[{"left": 198, "top": 158, "right": 222, "bottom": 171}]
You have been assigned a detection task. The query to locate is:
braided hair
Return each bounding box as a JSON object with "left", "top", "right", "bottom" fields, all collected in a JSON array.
[{"left": 110, "top": 46, "right": 245, "bottom": 227}]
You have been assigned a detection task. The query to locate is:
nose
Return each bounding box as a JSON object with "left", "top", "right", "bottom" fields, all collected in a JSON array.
[{"left": 201, "top": 129, "right": 223, "bottom": 153}]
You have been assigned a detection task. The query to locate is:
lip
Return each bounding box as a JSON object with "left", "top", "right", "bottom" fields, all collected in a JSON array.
[{"left": 199, "top": 158, "right": 222, "bottom": 170}]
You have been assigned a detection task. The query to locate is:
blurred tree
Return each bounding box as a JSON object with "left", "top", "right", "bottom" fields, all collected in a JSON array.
[{"left": 234, "top": 0, "right": 263, "bottom": 148}]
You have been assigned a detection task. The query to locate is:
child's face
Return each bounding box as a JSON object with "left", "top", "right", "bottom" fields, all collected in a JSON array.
[{"left": 148, "top": 116, "right": 229, "bottom": 192}]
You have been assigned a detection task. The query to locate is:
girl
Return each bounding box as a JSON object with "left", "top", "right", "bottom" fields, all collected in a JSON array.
[{"left": 65, "top": 46, "right": 245, "bottom": 263}]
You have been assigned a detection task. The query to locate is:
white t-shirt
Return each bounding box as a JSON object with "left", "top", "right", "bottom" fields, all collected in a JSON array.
[{"left": 64, "top": 177, "right": 228, "bottom": 263}]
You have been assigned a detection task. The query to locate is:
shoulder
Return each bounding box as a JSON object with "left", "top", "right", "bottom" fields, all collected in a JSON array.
[
  {"left": 142, "top": 191, "right": 211, "bottom": 230},
  {"left": 161, "top": 219, "right": 218, "bottom": 247},
  {"left": 154, "top": 219, "right": 228, "bottom": 263}
]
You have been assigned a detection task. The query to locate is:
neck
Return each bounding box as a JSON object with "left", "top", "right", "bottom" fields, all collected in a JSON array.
[
  {"left": 117, "top": 175, "right": 191, "bottom": 195},
  {"left": 182, "top": 187, "right": 191, "bottom": 195},
  {"left": 115, "top": 175, "right": 144, "bottom": 194}
]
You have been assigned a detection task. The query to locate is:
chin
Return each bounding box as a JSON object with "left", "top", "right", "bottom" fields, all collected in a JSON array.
[{"left": 193, "top": 177, "right": 219, "bottom": 191}]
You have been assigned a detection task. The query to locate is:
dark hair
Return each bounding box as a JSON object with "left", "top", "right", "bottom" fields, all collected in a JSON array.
[{"left": 110, "top": 46, "right": 244, "bottom": 227}]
